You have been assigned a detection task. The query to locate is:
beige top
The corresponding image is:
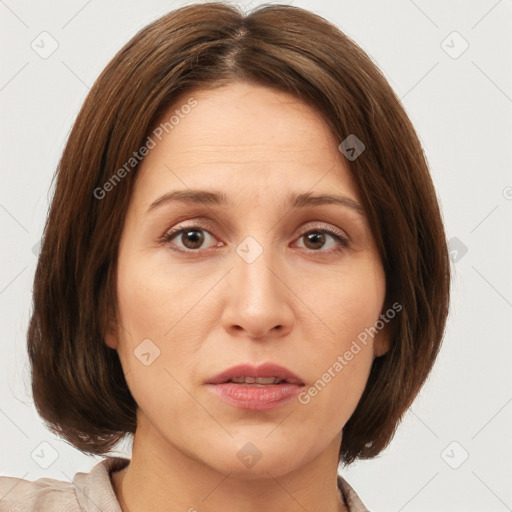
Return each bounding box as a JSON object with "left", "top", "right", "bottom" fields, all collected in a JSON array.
[{"left": 0, "top": 457, "right": 371, "bottom": 512}]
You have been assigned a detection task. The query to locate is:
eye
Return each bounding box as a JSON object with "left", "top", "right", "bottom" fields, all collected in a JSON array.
[
  {"left": 294, "top": 227, "right": 350, "bottom": 254},
  {"left": 161, "top": 226, "right": 221, "bottom": 252},
  {"left": 160, "top": 223, "right": 350, "bottom": 254}
]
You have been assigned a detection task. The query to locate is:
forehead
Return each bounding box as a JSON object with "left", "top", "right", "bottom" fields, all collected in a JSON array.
[{"left": 135, "top": 81, "right": 359, "bottom": 203}]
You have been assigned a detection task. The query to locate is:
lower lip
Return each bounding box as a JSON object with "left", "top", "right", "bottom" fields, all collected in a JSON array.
[{"left": 207, "top": 382, "right": 303, "bottom": 410}]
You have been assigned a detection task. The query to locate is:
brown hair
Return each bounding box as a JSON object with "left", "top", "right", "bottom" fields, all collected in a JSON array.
[{"left": 27, "top": 1, "right": 450, "bottom": 465}]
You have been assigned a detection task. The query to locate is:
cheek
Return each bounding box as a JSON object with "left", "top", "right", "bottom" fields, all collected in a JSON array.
[
  {"left": 302, "top": 254, "right": 386, "bottom": 348},
  {"left": 293, "top": 258, "right": 385, "bottom": 420},
  {"left": 114, "top": 246, "right": 208, "bottom": 343},
  {"left": 113, "top": 248, "right": 210, "bottom": 405}
]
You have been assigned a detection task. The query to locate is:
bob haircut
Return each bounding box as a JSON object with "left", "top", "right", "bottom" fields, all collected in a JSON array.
[{"left": 28, "top": 1, "right": 450, "bottom": 465}]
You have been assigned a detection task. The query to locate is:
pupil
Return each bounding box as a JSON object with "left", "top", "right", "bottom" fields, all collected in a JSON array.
[
  {"left": 305, "top": 232, "right": 325, "bottom": 250},
  {"left": 183, "top": 230, "right": 204, "bottom": 249}
]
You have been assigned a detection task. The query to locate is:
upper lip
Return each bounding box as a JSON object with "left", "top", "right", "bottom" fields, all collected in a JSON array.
[{"left": 206, "top": 363, "right": 305, "bottom": 385}]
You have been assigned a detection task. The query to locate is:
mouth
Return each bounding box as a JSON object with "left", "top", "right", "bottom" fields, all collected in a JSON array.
[
  {"left": 225, "top": 376, "right": 290, "bottom": 385},
  {"left": 206, "top": 363, "right": 305, "bottom": 411},
  {"left": 206, "top": 362, "right": 305, "bottom": 386}
]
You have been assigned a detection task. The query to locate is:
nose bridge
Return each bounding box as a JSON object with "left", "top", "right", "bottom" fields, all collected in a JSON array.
[
  {"left": 233, "top": 233, "right": 283, "bottom": 304},
  {"left": 221, "top": 232, "right": 294, "bottom": 337}
]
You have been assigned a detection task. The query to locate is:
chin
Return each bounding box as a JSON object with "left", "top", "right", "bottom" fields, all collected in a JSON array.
[{"left": 196, "top": 436, "right": 314, "bottom": 479}]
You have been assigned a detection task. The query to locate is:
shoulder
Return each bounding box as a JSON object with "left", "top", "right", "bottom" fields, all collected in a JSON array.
[
  {"left": 338, "top": 474, "right": 373, "bottom": 512},
  {"left": 0, "top": 456, "right": 129, "bottom": 512},
  {"left": 0, "top": 472, "right": 82, "bottom": 512}
]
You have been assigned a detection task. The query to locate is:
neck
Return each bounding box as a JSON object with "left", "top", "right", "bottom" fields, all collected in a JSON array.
[{"left": 112, "top": 417, "right": 347, "bottom": 512}]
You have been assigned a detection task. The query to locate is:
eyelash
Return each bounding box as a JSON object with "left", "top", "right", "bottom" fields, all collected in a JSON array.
[{"left": 159, "top": 221, "right": 350, "bottom": 255}]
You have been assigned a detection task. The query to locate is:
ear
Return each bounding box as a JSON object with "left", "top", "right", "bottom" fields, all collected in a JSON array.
[
  {"left": 373, "top": 316, "right": 392, "bottom": 357},
  {"left": 104, "top": 314, "right": 119, "bottom": 350}
]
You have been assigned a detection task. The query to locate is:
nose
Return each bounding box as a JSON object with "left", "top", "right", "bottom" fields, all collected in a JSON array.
[{"left": 220, "top": 243, "right": 295, "bottom": 340}]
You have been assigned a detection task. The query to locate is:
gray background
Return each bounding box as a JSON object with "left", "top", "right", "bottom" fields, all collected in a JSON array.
[{"left": 1, "top": 1, "right": 511, "bottom": 511}]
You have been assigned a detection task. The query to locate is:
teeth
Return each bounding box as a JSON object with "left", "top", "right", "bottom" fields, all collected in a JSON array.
[{"left": 230, "top": 376, "right": 283, "bottom": 385}]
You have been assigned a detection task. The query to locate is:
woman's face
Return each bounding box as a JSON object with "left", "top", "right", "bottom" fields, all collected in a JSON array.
[{"left": 106, "top": 81, "right": 388, "bottom": 477}]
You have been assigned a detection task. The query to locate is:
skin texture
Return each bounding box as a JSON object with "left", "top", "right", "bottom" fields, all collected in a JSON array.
[{"left": 105, "top": 81, "right": 389, "bottom": 512}]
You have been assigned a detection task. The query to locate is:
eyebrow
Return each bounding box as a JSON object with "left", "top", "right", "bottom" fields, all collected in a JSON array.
[{"left": 147, "top": 189, "right": 364, "bottom": 215}]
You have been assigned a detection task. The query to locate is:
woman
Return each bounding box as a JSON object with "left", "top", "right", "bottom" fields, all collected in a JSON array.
[{"left": 0, "top": 2, "right": 450, "bottom": 511}]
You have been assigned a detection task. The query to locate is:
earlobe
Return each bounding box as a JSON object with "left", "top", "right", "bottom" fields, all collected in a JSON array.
[
  {"left": 374, "top": 338, "right": 389, "bottom": 357},
  {"left": 104, "top": 317, "right": 119, "bottom": 350},
  {"left": 104, "top": 333, "right": 118, "bottom": 350},
  {"left": 373, "top": 323, "right": 391, "bottom": 357}
]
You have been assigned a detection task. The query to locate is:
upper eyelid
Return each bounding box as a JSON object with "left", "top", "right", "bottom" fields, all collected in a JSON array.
[{"left": 159, "top": 205, "right": 362, "bottom": 237}]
